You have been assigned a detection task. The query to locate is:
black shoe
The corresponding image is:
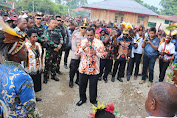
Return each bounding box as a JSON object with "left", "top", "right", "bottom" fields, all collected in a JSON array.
[
  {"left": 111, "top": 77, "right": 115, "bottom": 82},
  {"left": 51, "top": 77, "right": 60, "bottom": 81},
  {"left": 127, "top": 76, "right": 130, "bottom": 81},
  {"left": 57, "top": 71, "right": 62, "bottom": 75},
  {"left": 76, "top": 100, "right": 86, "bottom": 106},
  {"left": 64, "top": 65, "right": 68, "bottom": 69},
  {"left": 98, "top": 77, "right": 102, "bottom": 81},
  {"left": 43, "top": 79, "right": 48, "bottom": 84},
  {"left": 69, "top": 81, "right": 74, "bottom": 88},
  {"left": 117, "top": 77, "right": 123, "bottom": 82},
  {"left": 75, "top": 81, "right": 79, "bottom": 86},
  {"left": 36, "top": 97, "right": 42, "bottom": 102},
  {"left": 103, "top": 78, "right": 108, "bottom": 83}
]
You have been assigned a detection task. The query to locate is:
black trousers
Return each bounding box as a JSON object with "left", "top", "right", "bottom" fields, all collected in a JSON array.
[
  {"left": 99, "top": 59, "right": 113, "bottom": 78},
  {"left": 64, "top": 48, "right": 70, "bottom": 66},
  {"left": 112, "top": 59, "right": 126, "bottom": 79},
  {"left": 142, "top": 54, "right": 156, "bottom": 82},
  {"left": 79, "top": 73, "right": 98, "bottom": 104},
  {"left": 69, "top": 59, "right": 80, "bottom": 83},
  {"left": 127, "top": 53, "right": 142, "bottom": 77},
  {"left": 159, "top": 59, "right": 170, "bottom": 82},
  {"left": 30, "top": 72, "right": 42, "bottom": 92}
]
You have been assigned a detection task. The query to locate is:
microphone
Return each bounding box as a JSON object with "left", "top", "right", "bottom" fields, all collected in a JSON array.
[{"left": 89, "top": 41, "right": 92, "bottom": 49}]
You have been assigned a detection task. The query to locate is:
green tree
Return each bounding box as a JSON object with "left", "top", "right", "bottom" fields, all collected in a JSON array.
[
  {"left": 66, "top": 0, "right": 87, "bottom": 9},
  {"left": 160, "top": 0, "right": 177, "bottom": 16},
  {"left": 135, "top": 0, "right": 160, "bottom": 14},
  {"left": 15, "top": 0, "right": 68, "bottom": 15}
]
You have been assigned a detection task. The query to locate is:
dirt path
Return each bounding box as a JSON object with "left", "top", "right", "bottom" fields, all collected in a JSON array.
[{"left": 36, "top": 53, "right": 169, "bottom": 118}]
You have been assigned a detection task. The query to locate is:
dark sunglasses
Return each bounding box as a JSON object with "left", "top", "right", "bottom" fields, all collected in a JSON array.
[
  {"left": 81, "top": 27, "right": 87, "bottom": 29},
  {"left": 36, "top": 18, "right": 41, "bottom": 20},
  {"left": 57, "top": 20, "right": 61, "bottom": 21},
  {"left": 123, "top": 34, "right": 128, "bottom": 36}
]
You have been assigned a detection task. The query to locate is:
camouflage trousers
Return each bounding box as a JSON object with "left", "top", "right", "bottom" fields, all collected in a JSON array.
[
  {"left": 56, "top": 49, "right": 62, "bottom": 72},
  {"left": 44, "top": 49, "right": 58, "bottom": 80}
]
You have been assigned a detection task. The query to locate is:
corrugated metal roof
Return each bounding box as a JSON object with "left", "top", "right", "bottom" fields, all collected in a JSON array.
[
  {"left": 82, "top": 0, "right": 158, "bottom": 16},
  {"left": 159, "top": 15, "right": 177, "bottom": 22}
]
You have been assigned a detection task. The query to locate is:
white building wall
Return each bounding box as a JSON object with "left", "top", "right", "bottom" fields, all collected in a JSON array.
[{"left": 148, "top": 16, "right": 170, "bottom": 30}]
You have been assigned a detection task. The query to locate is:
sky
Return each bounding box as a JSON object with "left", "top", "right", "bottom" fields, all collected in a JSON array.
[{"left": 88, "top": 0, "right": 162, "bottom": 9}]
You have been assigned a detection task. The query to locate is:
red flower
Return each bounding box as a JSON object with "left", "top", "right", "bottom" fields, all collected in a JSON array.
[
  {"left": 121, "top": 54, "right": 125, "bottom": 58},
  {"left": 89, "top": 113, "right": 95, "bottom": 118},
  {"left": 105, "top": 104, "right": 115, "bottom": 113}
]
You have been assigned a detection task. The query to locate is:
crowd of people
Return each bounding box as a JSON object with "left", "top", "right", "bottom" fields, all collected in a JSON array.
[{"left": 0, "top": 9, "right": 177, "bottom": 118}]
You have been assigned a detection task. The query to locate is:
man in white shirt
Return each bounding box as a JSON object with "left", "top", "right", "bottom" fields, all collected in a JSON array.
[
  {"left": 158, "top": 35, "right": 175, "bottom": 82},
  {"left": 145, "top": 82, "right": 177, "bottom": 118},
  {"left": 127, "top": 31, "right": 143, "bottom": 80}
]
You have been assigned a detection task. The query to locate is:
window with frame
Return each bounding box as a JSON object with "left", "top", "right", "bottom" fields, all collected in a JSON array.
[
  {"left": 137, "top": 15, "right": 145, "bottom": 24},
  {"left": 165, "top": 20, "right": 170, "bottom": 24},
  {"left": 148, "top": 22, "right": 156, "bottom": 27},
  {"left": 115, "top": 13, "right": 124, "bottom": 24}
]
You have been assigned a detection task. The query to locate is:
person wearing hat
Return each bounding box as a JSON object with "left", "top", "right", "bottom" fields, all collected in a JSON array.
[
  {"left": 1, "top": 11, "right": 9, "bottom": 21},
  {"left": 0, "top": 18, "right": 40, "bottom": 117},
  {"left": 158, "top": 35, "right": 175, "bottom": 82},
  {"left": 18, "top": 10, "right": 24, "bottom": 18},
  {"left": 111, "top": 29, "right": 131, "bottom": 82},
  {"left": 69, "top": 22, "right": 87, "bottom": 88},
  {"left": 42, "top": 18, "right": 62, "bottom": 84},
  {"left": 5, "top": 16, "right": 17, "bottom": 28}
]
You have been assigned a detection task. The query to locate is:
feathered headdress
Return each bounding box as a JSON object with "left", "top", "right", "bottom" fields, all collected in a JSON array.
[
  {"left": 0, "top": 16, "right": 26, "bottom": 56},
  {"left": 161, "top": 23, "right": 177, "bottom": 52},
  {"left": 121, "top": 22, "right": 133, "bottom": 30},
  {"left": 89, "top": 102, "right": 120, "bottom": 118}
]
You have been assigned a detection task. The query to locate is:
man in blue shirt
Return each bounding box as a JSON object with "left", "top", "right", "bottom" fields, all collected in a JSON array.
[{"left": 139, "top": 27, "right": 160, "bottom": 87}]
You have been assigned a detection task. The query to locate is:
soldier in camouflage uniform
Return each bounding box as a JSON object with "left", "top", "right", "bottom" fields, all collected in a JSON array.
[
  {"left": 55, "top": 15, "right": 65, "bottom": 74},
  {"left": 33, "top": 14, "right": 45, "bottom": 44},
  {"left": 33, "top": 13, "right": 46, "bottom": 72},
  {"left": 42, "top": 18, "right": 63, "bottom": 84}
]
